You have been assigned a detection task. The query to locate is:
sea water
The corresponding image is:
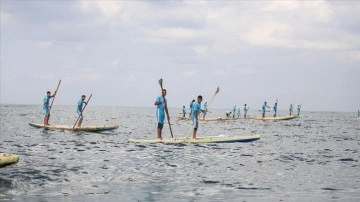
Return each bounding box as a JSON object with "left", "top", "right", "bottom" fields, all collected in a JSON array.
[{"left": 0, "top": 105, "right": 359, "bottom": 201}]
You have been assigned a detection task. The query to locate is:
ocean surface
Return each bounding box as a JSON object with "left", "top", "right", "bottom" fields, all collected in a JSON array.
[{"left": 0, "top": 104, "right": 359, "bottom": 201}]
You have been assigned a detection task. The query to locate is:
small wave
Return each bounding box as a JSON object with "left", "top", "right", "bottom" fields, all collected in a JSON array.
[
  {"left": 203, "top": 180, "right": 219, "bottom": 184},
  {"left": 338, "top": 158, "right": 356, "bottom": 162},
  {"left": 321, "top": 187, "right": 343, "bottom": 191}
]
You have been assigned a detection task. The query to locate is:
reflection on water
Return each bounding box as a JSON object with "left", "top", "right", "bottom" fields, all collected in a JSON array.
[{"left": 0, "top": 105, "right": 359, "bottom": 201}]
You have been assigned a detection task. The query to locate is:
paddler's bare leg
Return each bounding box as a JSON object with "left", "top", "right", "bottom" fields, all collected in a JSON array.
[
  {"left": 157, "top": 123, "right": 163, "bottom": 139},
  {"left": 77, "top": 118, "right": 83, "bottom": 127}
]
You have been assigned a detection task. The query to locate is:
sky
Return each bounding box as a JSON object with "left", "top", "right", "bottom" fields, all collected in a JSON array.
[{"left": 1, "top": 0, "right": 359, "bottom": 112}]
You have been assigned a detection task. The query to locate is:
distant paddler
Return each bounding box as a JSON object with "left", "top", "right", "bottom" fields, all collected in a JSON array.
[
  {"left": 262, "top": 101, "right": 271, "bottom": 118},
  {"left": 225, "top": 111, "right": 232, "bottom": 118},
  {"left": 202, "top": 101, "right": 208, "bottom": 120},
  {"left": 237, "top": 107, "right": 241, "bottom": 118},
  {"left": 272, "top": 100, "right": 278, "bottom": 117},
  {"left": 76, "top": 95, "right": 88, "bottom": 127},
  {"left": 189, "top": 99, "right": 195, "bottom": 118},
  {"left": 232, "top": 104, "right": 237, "bottom": 118},
  {"left": 243, "top": 104, "right": 249, "bottom": 118},
  {"left": 297, "top": 105, "right": 302, "bottom": 116},
  {"left": 182, "top": 106, "right": 186, "bottom": 117},
  {"left": 289, "top": 104, "right": 293, "bottom": 116}
]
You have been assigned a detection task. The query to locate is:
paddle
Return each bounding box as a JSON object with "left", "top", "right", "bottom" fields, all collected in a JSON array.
[
  {"left": 72, "top": 94, "right": 92, "bottom": 130},
  {"left": 158, "top": 78, "right": 173, "bottom": 138},
  {"left": 207, "top": 86, "right": 220, "bottom": 108},
  {"left": 49, "top": 80, "right": 61, "bottom": 110}
]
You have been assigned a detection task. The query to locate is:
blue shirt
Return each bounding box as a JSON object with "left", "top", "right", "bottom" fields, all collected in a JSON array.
[
  {"left": 244, "top": 106, "right": 248, "bottom": 113},
  {"left": 262, "top": 103, "right": 267, "bottom": 112},
  {"left": 189, "top": 101, "right": 194, "bottom": 114},
  {"left": 192, "top": 102, "right": 201, "bottom": 119},
  {"left": 77, "top": 99, "right": 84, "bottom": 113},
  {"left": 43, "top": 96, "right": 50, "bottom": 110},
  {"left": 156, "top": 96, "right": 166, "bottom": 111}
]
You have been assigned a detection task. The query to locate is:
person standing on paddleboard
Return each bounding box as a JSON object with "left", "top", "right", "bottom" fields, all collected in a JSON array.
[
  {"left": 76, "top": 95, "right": 87, "bottom": 127},
  {"left": 289, "top": 104, "right": 293, "bottom": 116},
  {"left": 244, "top": 104, "right": 249, "bottom": 118},
  {"left": 192, "top": 95, "right": 204, "bottom": 139},
  {"left": 43, "top": 91, "right": 56, "bottom": 125},
  {"left": 202, "top": 101, "right": 208, "bottom": 120},
  {"left": 272, "top": 102, "right": 278, "bottom": 117},
  {"left": 189, "top": 99, "right": 195, "bottom": 118},
  {"left": 262, "top": 101, "right": 271, "bottom": 118},
  {"left": 232, "top": 104, "right": 237, "bottom": 118},
  {"left": 297, "top": 105, "right": 301, "bottom": 116},
  {"left": 182, "top": 106, "right": 186, "bottom": 117},
  {"left": 154, "top": 89, "right": 167, "bottom": 139}
]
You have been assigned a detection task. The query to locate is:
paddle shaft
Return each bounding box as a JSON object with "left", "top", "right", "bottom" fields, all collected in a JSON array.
[
  {"left": 159, "top": 82, "right": 173, "bottom": 138},
  {"left": 73, "top": 94, "right": 92, "bottom": 130},
  {"left": 49, "top": 80, "right": 61, "bottom": 110},
  {"left": 206, "top": 87, "right": 220, "bottom": 108}
]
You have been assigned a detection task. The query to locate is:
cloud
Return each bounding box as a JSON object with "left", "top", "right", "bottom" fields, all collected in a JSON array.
[
  {"left": 38, "top": 41, "right": 54, "bottom": 49},
  {"left": 127, "top": 74, "right": 136, "bottom": 81},
  {"left": 142, "top": 27, "right": 199, "bottom": 44},
  {"left": 236, "top": 68, "right": 257, "bottom": 76},
  {"left": 344, "top": 51, "right": 360, "bottom": 63},
  {"left": 0, "top": 11, "right": 11, "bottom": 25},
  {"left": 182, "top": 70, "right": 197, "bottom": 78},
  {"left": 213, "top": 69, "right": 225, "bottom": 76}
]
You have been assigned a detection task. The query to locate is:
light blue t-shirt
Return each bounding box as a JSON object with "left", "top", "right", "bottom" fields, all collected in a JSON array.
[
  {"left": 189, "top": 101, "right": 194, "bottom": 114},
  {"left": 156, "top": 96, "right": 166, "bottom": 111},
  {"left": 43, "top": 96, "right": 50, "bottom": 110},
  {"left": 244, "top": 106, "right": 248, "bottom": 114},
  {"left": 191, "top": 102, "right": 201, "bottom": 121},
  {"left": 262, "top": 103, "right": 267, "bottom": 112},
  {"left": 77, "top": 99, "right": 84, "bottom": 113}
]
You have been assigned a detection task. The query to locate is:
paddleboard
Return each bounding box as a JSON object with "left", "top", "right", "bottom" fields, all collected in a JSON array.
[
  {"left": 177, "top": 116, "right": 254, "bottom": 121},
  {"left": 29, "top": 123, "right": 119, "bottom": 132},
  {"left": 0, "top": 153, "right": 19, "bottom": 168},
  {"left": 254, "top": 115, "right": 299, "bottom": 121},
  {"left": 129, "top": 134, "right": 261, "bottom": 143}
]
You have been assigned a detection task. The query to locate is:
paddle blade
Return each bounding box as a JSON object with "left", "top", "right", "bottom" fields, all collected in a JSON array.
[
  {"left": 215, "top": 86, "right": 220, "bottom": 94},
  {"left": 158, "top": 78, "right": 163, "bottom": 86}
]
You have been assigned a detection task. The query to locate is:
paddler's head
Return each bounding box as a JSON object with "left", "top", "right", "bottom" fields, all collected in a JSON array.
[
  {"left": 197, "top": 95, "right": 203, "bottom": 103},
  {"left": 162, "top": 89, "right": 167, "bottom": 96},
  {"left": 81, "top": 95, "right": 86, "bottom": 100}
]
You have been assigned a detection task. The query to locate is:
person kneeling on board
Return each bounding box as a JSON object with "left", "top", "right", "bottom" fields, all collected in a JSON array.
[{"left": 225, "top": 111, "right": 232, "bottom": 118}]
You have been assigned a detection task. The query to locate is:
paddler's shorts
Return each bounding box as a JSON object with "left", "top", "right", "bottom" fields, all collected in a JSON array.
[
  {"left": 157, "top": 123, "right": 164, "bottom": 129},
  {"left": 77, "top": 111, "right": 83, "bottom": 119},
  {"left": 43, "top": 107, "right": 50, "bottom": 115},
  {"left": 156, "top": 110, "right": 165, "bottom": 124}
]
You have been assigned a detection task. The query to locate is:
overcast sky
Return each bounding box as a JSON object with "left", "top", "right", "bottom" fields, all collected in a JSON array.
[{"left": 1, "top": 0, "right": 359, "bottom": 112}]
